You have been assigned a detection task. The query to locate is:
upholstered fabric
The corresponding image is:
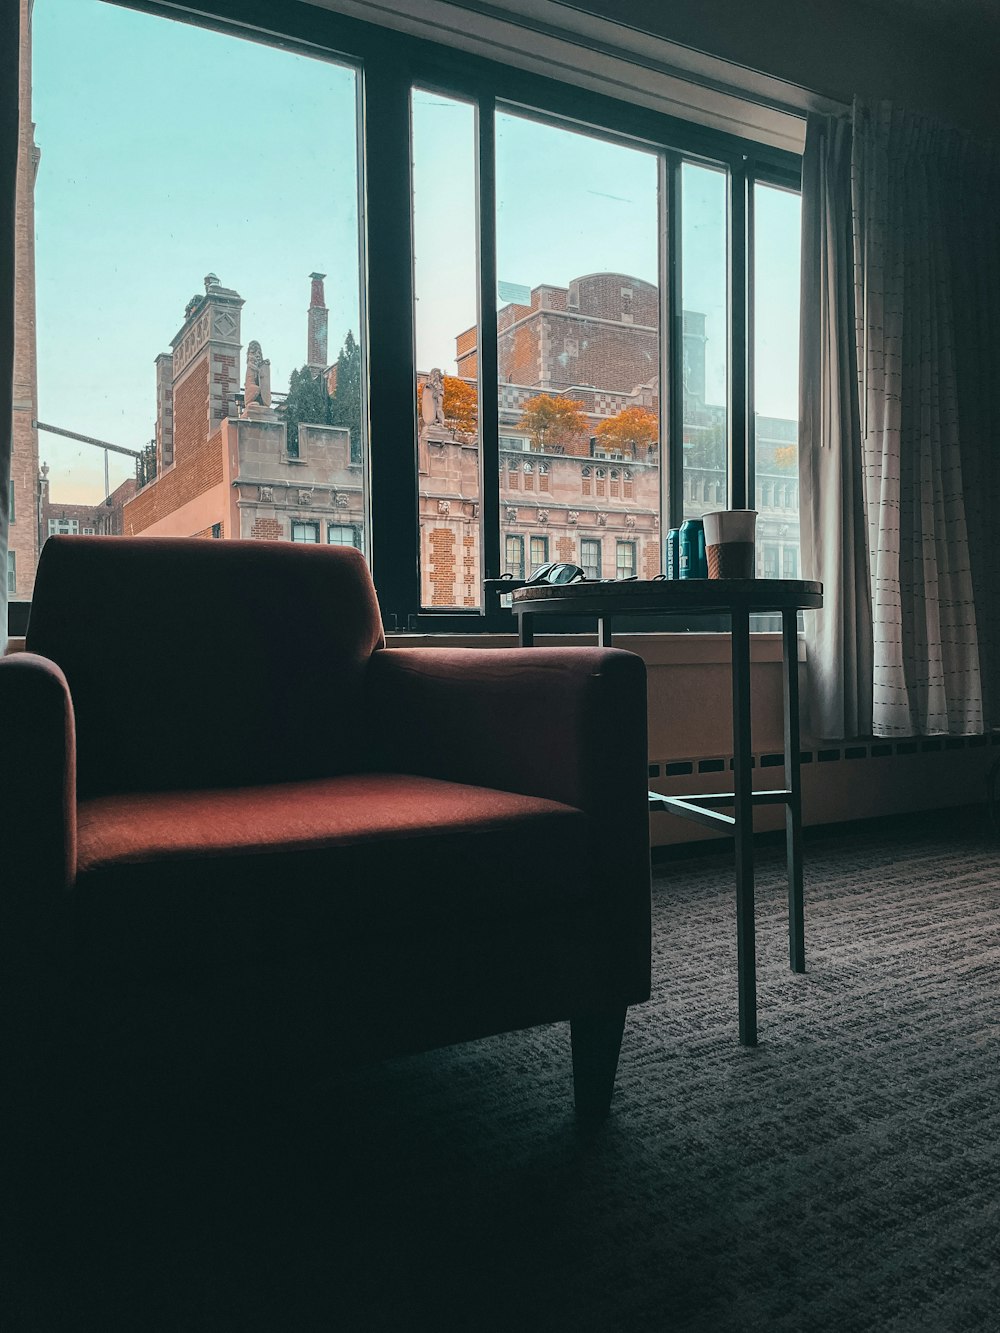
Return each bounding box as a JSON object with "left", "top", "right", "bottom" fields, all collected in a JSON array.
[
  {"left": 26, "top": 538, "right": 384, "bottom": 799},
  {"left": 75, "top": 773, "right": 589, "bottom": 929},
  {"left": 368, "top": 646, "right": 652, "bottom": 988},
  {"left": 9, "top": 537, "right": 652, "bottom": 1105},
  {"left": 0, "top": 651, "right": 76, "bottom": 921}
]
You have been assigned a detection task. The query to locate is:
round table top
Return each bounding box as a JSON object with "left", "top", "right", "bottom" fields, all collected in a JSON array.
[{"left": 510, "top": 577, "right": 823, "bottom": 616}]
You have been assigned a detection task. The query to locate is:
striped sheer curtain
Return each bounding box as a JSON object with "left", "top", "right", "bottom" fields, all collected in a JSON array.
[{"left": 800, "top": 99, "right": 1000, "bottom": 738}]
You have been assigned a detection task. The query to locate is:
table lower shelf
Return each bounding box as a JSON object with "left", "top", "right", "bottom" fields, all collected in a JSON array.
[{"left": 648, "top": 789, "right": 793, "bottom": 830}]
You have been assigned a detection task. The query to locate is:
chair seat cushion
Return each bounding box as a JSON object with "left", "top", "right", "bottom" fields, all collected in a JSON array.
[{"left": 74, "top": 774, "right": 591, "bottom": 979}]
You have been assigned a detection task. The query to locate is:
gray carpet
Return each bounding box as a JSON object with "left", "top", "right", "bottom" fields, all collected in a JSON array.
[{"left": 11, "top": 809, "right": 1000, "bottom": 1331}]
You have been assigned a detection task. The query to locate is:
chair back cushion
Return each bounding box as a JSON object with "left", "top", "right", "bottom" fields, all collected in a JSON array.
[{"left": 26, "top": 537, "right": 385, "bottom": 798}]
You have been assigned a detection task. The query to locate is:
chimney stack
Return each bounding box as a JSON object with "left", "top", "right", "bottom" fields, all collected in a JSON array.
[{"left": 307, "top": 272, "right": 328, "bottom": 375}]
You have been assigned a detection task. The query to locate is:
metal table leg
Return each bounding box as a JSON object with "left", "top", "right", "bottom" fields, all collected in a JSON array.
[
  {"left": 598, "top": 615, "right": 613, "bottom": 647},
  {"left": 731, "top": 605, "right": 757, "bottom": 1046},
  {"left": 518, "top": 611, "right": 534, "bottom": 647},
  {"left": 782, "top": 608, "right": 806, "bottom": 973}
]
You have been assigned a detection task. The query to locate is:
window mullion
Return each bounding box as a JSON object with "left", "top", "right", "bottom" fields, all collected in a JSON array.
[
  {"left": 729, "top": 154, "right": 749, "bottom": 510},
  {"left": 364, "top": 57, "right": 419, "bottom": 627},
  {"left": 476, "top": 94, "right": 500, "bottom": 588},
  {"left": 666, "top": 151, "right": 684, "bottom": 532}
]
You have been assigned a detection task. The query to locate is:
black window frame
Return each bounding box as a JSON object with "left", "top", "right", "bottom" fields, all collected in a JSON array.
[{"left": 39, "top": 0, "right": 801, "bottom": 634}]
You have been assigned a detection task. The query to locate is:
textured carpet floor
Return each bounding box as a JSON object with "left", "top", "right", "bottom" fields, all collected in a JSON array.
[{"left": 9, "top": 809, "right": 1000, "bottom": 1331}]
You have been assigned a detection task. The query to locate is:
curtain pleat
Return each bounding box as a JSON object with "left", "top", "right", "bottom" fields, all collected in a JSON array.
[
  {"left": 801, "top": 100, "right": 1000, "bottom": 738},
  {"left": 799, "top": 113, "right": 873, "bottom": 740}
]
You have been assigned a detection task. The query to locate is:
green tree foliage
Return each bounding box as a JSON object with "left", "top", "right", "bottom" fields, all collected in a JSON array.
[
  {"left": 281, "top": 331, "right": 363, "bottom": 462},
  {"left": 329, "top": 331, "right": 362, "bottom": 464},
  {"left": 282, "top": 365, "right": 330, "bottom": 457}
]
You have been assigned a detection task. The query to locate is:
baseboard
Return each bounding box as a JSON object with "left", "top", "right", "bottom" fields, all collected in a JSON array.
[{"left": 649, "top": 733, "right": 999, "bottom": 848}]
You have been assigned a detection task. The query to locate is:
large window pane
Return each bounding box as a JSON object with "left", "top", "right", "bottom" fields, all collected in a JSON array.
[
  {"left": 681, "top": 162, "right": 728, "bottom": 521},
  {"left": 495, "top": 111, "right": 662, "bottom": 580},
  {"left": 411, "top": 90, "right": 482, "bottom": 609},
  {"left": 18, "top": 0, "right": 366, "bottom": 596},
  {"left": 754, "top": 182, "right": 801, "bottom": 579}
]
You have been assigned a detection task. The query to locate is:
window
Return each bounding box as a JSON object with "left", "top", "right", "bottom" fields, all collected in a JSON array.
[
  {"left": 581, "top": 538, "right": 602, "bottom": 581},
  {"left": 754, "top": 183, "right": 802, "bottom": 589},
  {"left": 529, "top": 536, "right": 549, "bottom": 571},
  {"left": 328, "top": 523, "right": 360, "bottom": 548},
  {"left": 762, "top": 544, "right": 779, "bottom": 579},
  {"left": 82, "top": 526, "right": 95, "bottom": 534},
  {"left": 6, "top": 550, "right": 15, "bottom": 595},
  {"left": 413, "top": 89, "right": 481, "bottom": 609},
  {"left": 8, "top": 481, "right": 13, "bottom": 524},
  {"left": 23, "top": 0, "right": 367, "bottom": 606},
  {"left": 48, "top": 518, "right": 79, "bottom": 536},
  {"left": 504, "top": 534, "right": 525, "bottom": 580},
  {"left": 13, "top": 0, "right": 799, "bottom": 624},
  {"left": 495, "top": 109, "right": 662, "bottom": 596},
  {"left": 211, "top": 523, "right": 222, "bottom": 539},
  {"left": 681, "top": 164, "right": 728, "bottom": 522},
  {"left": 616, "top": 540, "right": 637, "bottom": 579}
]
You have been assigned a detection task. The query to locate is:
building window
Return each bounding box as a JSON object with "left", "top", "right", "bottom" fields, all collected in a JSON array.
[
  {"left": 581, "top": 538, "right": 602, "bottom": 581},
  {"left": 82, "top": 526, "right": 95, "bottom": 534},
  {"left": 763, "top": 544, "right": 779, "bottom": 579},
  {"left": 48, "top": 518, "right": 79, "bottom": 536},
  {"left": 8, "top": 481, "right": 13, "bottom": 524},
  {"left": 782, "top": 546, "right": 798, "bottom": 578},
  {"left": 17, "top": 0, "right": 799, "bottom": 622},
  {"left": 211, "top": 523, "right": 222, "bottom": 539},
  {"left": 328, "top": 523, "right": 360, "bottom": 548},
  {"left": 529, "top": 536, "right": 549, "bottom": 571},
  {"left": 616, "top": 540, "right": 637, "bottom": 579},
  {"left": 504, "top": 534, "right": 525, "bottom": 580},
  {"left": 6, "top": 550, "right": 15, "bottom": 595}
]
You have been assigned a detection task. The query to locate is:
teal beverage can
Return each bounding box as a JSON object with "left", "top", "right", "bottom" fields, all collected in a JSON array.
[
  {"left": 665, "top": 528, "right": 680, "bottom": 579},
  {"left": 679, "top": 518, "right": 706, "bottom": 579}
]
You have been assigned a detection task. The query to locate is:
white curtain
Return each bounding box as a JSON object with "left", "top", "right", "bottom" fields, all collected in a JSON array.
[
  {"left": 799, "top": 112, "right": 873, "bottom": 740},
  {"left": 801, "top": 99, "right": 1000, "bottom": 738}
]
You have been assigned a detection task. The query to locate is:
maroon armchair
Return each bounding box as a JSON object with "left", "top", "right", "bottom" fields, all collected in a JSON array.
[{"left": 1, "top": 537, "right": 651, "bottom": 1120}]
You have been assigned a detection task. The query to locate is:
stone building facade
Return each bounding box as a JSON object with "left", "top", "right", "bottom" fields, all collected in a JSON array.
[
  {"left": 123, "top": 276, "right": 365, "bottom": 552},
  {"left": 8, "top": 0, "right": 40, "bottom": 601}
]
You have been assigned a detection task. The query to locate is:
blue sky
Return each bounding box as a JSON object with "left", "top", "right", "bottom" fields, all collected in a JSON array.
[{"left": 31, "top": 0, "right": 800, "bottom": 504}]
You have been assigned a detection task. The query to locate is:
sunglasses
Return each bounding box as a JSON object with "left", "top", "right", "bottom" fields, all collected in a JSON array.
[{"left": 524, "top": 561, "right": 587, "bottom": 586}]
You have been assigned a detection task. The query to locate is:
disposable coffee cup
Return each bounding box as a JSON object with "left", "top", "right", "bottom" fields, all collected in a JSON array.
[{"left": 702, "top": 510, "right": 757, "bottom": 579}]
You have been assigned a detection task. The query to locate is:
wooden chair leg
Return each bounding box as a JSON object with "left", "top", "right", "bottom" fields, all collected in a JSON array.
[{"left": 571, "top": 1010, "right": 627, "bottom": 1123}]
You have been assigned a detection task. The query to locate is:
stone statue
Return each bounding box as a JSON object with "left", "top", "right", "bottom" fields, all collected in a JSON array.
[
  {"left": 242, "top": 340, "right": 272, "bottom": 415},
  {"left": 421, "top": 367, "right": 445, "bottom": 428}
]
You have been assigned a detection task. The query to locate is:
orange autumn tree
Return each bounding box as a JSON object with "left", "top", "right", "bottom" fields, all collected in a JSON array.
[
  {"left": 443, "top": 375, "right": 478, "bottom": 437},
  {"left": 594, "top": 406, "right": 658, "bottom": 456},
  {"left": 516, "top": 394, "right": 588, "bottom": 450},
  {"left": 772, "top": 445, "right": 797, "bottom": 471}
]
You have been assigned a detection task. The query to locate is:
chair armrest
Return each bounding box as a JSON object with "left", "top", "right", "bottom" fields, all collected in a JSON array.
[
  {"left": 366, "top": 645, "right": 648, "bottom": 820},
  {"left": 0, "top": 652, "right": 77, "bottom": 924}
]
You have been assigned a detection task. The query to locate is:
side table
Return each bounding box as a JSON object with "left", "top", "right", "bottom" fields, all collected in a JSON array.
[{"left": 510, "top": 578, "right": 823, "bottom": 1047}]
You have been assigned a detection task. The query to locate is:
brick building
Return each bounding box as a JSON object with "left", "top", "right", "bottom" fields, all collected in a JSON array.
[
  {"left": 8, "top": 0, "right": 40, "bottom": 600},
  {"left": 40, "top": 468, "right": 138, "bottom": 540},
  {"left": 123, "top": 275, "right": 364, "bottom": 550}
]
